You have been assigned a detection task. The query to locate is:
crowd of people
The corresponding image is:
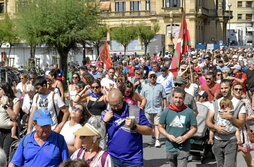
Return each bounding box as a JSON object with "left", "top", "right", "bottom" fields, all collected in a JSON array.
[{"left": 0, "top": 47, "right": 254, "bottom": 167}]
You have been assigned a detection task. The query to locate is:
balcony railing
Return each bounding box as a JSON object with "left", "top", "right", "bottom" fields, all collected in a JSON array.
[{"left": 101, "top": 10, "right": 155, "bottom": 18}]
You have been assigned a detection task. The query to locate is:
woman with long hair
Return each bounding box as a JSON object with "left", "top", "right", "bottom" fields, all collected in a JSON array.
[
  {"left": 232, "top": 82, "right": 254, "bottom": 167},
  {"left": 68, "top": 73, "right": 81, "bottom": 107},
  {"left": 0, "top": 82, "right": 21, "bottom": 160},
  {"left": 48, "top": 69, "right": 65, "bottom": 101},
  {"left": 120, "top": 81, "right": 146, "bottom": 110}
]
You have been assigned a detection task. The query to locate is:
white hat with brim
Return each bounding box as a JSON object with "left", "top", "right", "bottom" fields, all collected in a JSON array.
[{"left": 74, "top": 123, "right": 100, "bottom": 137}]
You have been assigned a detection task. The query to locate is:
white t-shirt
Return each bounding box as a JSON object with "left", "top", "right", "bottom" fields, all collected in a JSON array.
[
  {"left": 22, "top": 94, "right": 32, "bottom": 112},
  {"left": 60, "top": 121, "right": 82, "bottom": 145},
  {"left": 209, "top": 97, "right": 246, "bottom": 114},
  {"left": 32, "top": 91, "right": 65, "bottom": 128}
]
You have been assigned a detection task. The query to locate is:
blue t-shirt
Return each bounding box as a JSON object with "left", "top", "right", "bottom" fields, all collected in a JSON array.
[
  {"left": 11, "top": 131, "right": 69, "bottom": 167},
  {"left": 102, "top": 103, "right": 151, "bottom": 165}
]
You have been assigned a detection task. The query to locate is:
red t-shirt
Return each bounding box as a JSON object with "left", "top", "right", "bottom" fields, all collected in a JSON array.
[
  {"left": 200, "top": 82, "right": 221, "bottom": 102},
  {"left": 232, "top": 72, "right": 247, "bottom": 94}
]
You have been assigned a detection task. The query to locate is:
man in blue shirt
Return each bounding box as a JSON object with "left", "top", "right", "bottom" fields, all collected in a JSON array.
[
  {"left": 102, "top": 88, "right": 152, "bottom": 167},
  {"left": 9, "top": 109, "right": 69, "bottom": 167}
]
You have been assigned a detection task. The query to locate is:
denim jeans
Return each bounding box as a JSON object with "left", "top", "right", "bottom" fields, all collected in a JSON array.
[
  {"left": 166, "top": 150, "right": 189, "bottom": 167},
  {"left": 111, "top": 156, "right": 144, "bottom": 167},
  {"left": 212, "top": 139, "right": 237, "bottom": 167}
]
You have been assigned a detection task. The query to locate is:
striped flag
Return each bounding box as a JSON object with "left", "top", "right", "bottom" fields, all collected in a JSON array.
[
  {"left": 100, "top": 41, "right": 112, "bottom": 69},
  {"left": 170, "top": 15, "right": 191, "bottom": 77}
]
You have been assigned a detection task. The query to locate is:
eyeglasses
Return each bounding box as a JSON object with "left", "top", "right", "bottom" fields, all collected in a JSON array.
[
  {"left": 109, "top": 101, "right": 123, "bottom": 108},
  {"left": 175, "top": 83, "right": 182, "bottom": 87},
  {"left": 234, "top": 88, "right": 243, "bottom": 91},
  {"left": 217, "top": 74, "right": 222, "bottom": 76},
  {"left": 135, "top": 73, "right": 141, "bottom": 75},
  {"left": 92, "top": 86, "right": 100, "bottom": 89},
  {"left": 20, "top": 78, "right": 25, "bottom": 80},
  {"left": 72, "top": 76, "right": 78, "bottom": 79},
  {"left": 205, "top": 78, "right": 212, "bottom": 80},
  {"left": 80, "top": 136, "right": 86, "bottom": 139},
  {"left": 149, "top": 76, "right": 156, "bottom": 79},
  {"left": 72, "top": 107, "right": 82, "bottom": 112},
  {"left": 116, "top": 80, "right": 122, "bottom": 83}
]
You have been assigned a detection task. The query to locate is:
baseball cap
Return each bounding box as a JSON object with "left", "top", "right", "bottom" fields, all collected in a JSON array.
[
  {"left": 79, "top": 66, "right": 88, "bottom": 70},
  {"left": 222, "top": 67, "right": 230, "bottom": 73},
  {"left": 74, "top": 123, "right": 100, "bottom": 137},
  {"left": 148, "top": 71, "right": 156, "bottom": 77},
  {"left": 231, "top": 64, "right": 241, "bottom": 70},
  {"left": 196, "top": 91, "right": 208, "bottom": 97},
  {"left": 232, "top": 55, "right": 238, "bottom": 59},
  {"left": 161, "top": 66, "right": 168, "bottom": 72},
  {"left": 33, "top": 109, "right": 53, "bottom": 126},
  {"left": 174, "top": 77, "right": 186, "bottom": 84}
]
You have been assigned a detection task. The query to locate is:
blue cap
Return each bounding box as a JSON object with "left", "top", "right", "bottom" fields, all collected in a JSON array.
[{"left": 33, "top": 109, "right": 53, "bottom": 126}]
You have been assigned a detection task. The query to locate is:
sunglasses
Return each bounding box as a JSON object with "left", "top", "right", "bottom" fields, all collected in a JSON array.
[
  {"left": 217, "top": 74, "right": 222, "bottom": 76},
  {"left": 72, "top": 107, "right": 82, "bottom": 112},
  {"left": 175, "top": 83, "right": 183, "bottom": 87},
  {"left": 116, "top": 80, "right": 122, "bottom": 83},
  {"left": 92, "top": 86, "right": 100, "bottom": 89},
  {"left": 205, "top": 78, "right": 212, "bottom": 80},
  {"left": 234, "top": 88, "right": 243, "bottom": 91},
  {"left": 135, "top": 73, "right": 141, "bottom": 75},
  {"left": 20, "top": 78, "right": 25, "bottom": 80},
  {"left": 72, "top": 76, "right": 79, "bottom": 79},
  {"left": 149, "top": 76, "right": 156, "bottom": 79}
]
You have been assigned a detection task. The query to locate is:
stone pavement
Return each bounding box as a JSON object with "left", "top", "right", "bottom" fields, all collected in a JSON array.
[{"left": 143, "top": 135, "right": 254, "bottom": 167}]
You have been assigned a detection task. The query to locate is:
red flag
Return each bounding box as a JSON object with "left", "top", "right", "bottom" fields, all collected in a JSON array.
[
  {"left": 100, "top": 41, "right": 112, "bottom": 69},
  {"left": 170, "top": 15, "right": 191, "bottom": 77}
]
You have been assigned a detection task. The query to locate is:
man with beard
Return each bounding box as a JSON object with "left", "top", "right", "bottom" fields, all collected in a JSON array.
[
  {"left": 158, "top": 87, "right": 197, "bottom": 167},
  {"left": 102, "top": 88, "right": 152, "bottom": 167},
  {"left": 9, "top": 109, "right": 69, "bottom": 167},
  {"left": 101, "top": 67, "right": 117, "bottom": 93},
  {"left": 206, "top": 79, "right": 246, "bottom": 167}
]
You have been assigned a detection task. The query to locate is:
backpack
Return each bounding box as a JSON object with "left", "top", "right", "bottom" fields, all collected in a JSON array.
[{"left": 77, "top": 148, "right": 108, "bottom": 167}]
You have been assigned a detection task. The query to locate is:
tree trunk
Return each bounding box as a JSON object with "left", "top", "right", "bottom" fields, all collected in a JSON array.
[
  {"left": 124, "top": 45, "right": 127, "bottom": 56},
  {"left": 30, "top": 45, "right": 36, "bottom": 58},
  {"left": 82, "top": 41, "right": 86, "bottom": 65},
  {"left": 56, "top": 46, "right": 71, "bottom": 79},
  {"left": 96, "top": 44, "right": 100, "bottom": 61}
]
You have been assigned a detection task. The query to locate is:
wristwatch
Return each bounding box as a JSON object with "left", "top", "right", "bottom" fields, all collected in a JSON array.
[{"left": 131, "top": 124, "right": 137, "bottom": 131}]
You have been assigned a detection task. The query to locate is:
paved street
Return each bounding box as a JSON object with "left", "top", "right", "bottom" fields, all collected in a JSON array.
[{"left": 143, "top": 135, "right": 254, "bottom": 167}]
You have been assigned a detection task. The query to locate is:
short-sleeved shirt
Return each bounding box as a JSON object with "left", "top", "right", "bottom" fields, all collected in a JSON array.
[
  {"left": 159, "top": 107, "right": 197, "bottom": 152},
  {"left": 32, "top": 92, "right": 65, "bottom": 128},
  {"left": 168, "top": 92, "right": 197, "bottom": 111},
  {"left": 102, "top": 103, "right": 151, "bottom": 165},
  {"left": 141, "top": 83, "right": 166, "bottom": 114},
  {"left": 200, "top": 82, "right": 221, "bottom": 102},
  {"left": 11, "top": 131, "right": 69, "bottom": 167},
  {"left": 157, "top": 73, "right": 175, "bottom": 94}
]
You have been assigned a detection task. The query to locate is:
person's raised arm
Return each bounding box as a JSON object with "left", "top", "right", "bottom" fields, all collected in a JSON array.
[
  {"left": 27, "top": 106, "right": 36, "bottom": 134},
  {"left": 54, "top": 106, "right": 69, "bottom": 133}
]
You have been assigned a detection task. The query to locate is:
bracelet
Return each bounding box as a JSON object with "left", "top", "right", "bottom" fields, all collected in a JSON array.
[
  {"left": 102, "top": 119, "right": 107, "bottom": 123},
  {"left": 131, "top": 124, "right": 137, "bottom": 131}
]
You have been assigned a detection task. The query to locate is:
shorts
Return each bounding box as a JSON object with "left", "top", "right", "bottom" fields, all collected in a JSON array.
[{"left": 145, "top": 112, "right": 160, "bottom": 125}]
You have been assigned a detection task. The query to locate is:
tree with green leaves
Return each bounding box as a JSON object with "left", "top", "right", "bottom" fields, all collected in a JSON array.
[
  {"left": 0, "top": 14, "right": 18, "bottom": 58},
  {"left": 111, "top": 25, "right": 137, "bottom": 56},
  {"left": 136, "top": 23, "right": 160, "bottom": 56},
  {"left": 88, "top": 25, "right": 108, "bottom": 59},
  {"left": 15, "top": 0, "right": 99, "bottom": 74}
]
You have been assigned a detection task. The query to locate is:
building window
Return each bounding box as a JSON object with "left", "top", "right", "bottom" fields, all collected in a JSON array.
[
  {"left": 0, "top": 2, "right": 4, "bottom": 13},
  {"left": 247, "top": 31, "right": 253, "bottom": 36},
  {"left": 165, "top": 0, "right": 180, "bottom": 8},
  {"left": 237, "top": 1, "right": 242, "bottom": 7},
  {"left": 115, "top": 2, "right": 125, "bottom": 12},
  {"left": 246, "top": 14, "right": 252, "bottom": 21},
  {"left": 146, "top": 0, "right": 150, "bottom": 11},
  {"left": 130, "top": 1, "right": 141, "bottom": 11},
  {"left": 246, "top": 1, "right": 252, "bottom": 7},
  {"left": 237, "top": 14, "right": 242, "bottom": 20}
]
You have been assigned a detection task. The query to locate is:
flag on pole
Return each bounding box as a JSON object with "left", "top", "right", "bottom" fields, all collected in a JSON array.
[
  {"left": 170, "top": 15, "right": 191, "bottom": 77},
  {"left": 100, "top": 41, "right": 112, "bottom": 69}
]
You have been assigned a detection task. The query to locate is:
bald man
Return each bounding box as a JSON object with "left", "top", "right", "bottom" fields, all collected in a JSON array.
[{"left": 102, "top": 88, "right": 152, "bottom": 167}]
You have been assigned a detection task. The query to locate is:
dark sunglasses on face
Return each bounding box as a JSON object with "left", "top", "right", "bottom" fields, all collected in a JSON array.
[
  {"left": 72, "top": 76, "right": 78, "bottom": 79},
  {"left": 217, "top": 74, "right": 222, "bottom": 76},
  {"left": 116, "top": 80, "right": 122, "bottom": 83},
  {"left": 92, "top": 86, "right": 100, "bottom": 89},
  {"left": 136, "top": 73, "right": 141, "bottom": 75},
  {"left": 72, "top": 107, "right": 82, "bottom": 112},
  {"left": 149, "top": 76, "right": 156, "bottom": 79},
  {"left": 234, "top": 88, "right": 243, "bottom": 91},
  {"left": 206, "top": 78, "right": 212, "bottom": 80}
]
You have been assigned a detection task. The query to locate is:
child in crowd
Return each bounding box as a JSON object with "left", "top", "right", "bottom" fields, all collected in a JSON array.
[
  {"left": 0, "top": 95, "right": 18, "bottom": 139},
  {"left": 208, "top": 97, "right": 242, "bottom": 145}
]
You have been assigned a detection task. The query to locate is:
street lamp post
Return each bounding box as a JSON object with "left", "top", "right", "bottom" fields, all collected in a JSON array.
[{"left": 228, "top": 3, "right": 232, "bottom": 48}]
